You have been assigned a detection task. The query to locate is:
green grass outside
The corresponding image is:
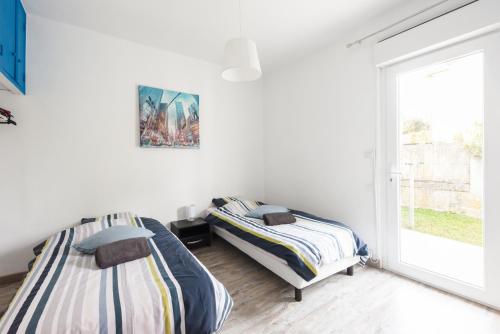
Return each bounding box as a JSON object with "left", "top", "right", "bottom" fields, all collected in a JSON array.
[{"left": 401, "top": 207, "right": 483, "bottom": 246}]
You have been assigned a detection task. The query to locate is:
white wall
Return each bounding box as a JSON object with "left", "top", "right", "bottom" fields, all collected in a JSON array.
[
  {"left": 262, "top": 0, "right": 500, "bottom": 261},
  {"left": 261, "top": 8, "right": 406, "bottom": 256},
  {"left": 0, "top": 15, "right": 264, "bottom": 276},
  {"left": 263, "top": 41, "right": 378, "bottom": 252}
]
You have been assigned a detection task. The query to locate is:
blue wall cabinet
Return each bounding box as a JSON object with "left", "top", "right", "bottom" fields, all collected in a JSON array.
[
  {"left": 0, "top": 0, "right": 15, "bottom": 78},
  {"left": 0, "top": 0, "right": 26, "bottom": 94},
  {"left": 14, "top": 0, "right": 25, "bottom": 89}
]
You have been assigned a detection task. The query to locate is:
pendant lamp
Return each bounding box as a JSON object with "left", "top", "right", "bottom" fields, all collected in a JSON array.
[{"left": 221, "top": 0, "right": 262, "bottom": 82}]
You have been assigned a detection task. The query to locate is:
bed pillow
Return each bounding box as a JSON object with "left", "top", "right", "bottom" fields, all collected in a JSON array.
[
  {"left": 95, "top": 237, "right": 151, "bottom": 269},
  {"left": 245, "top": 205, "right": 289, "bottom": 219},
  {"left": 263, "top": 212, "right": 296, "bottom": 226},
  {"left": 73, "top": 226, "right": 155, "bottom": 254},
  {"left": 212, "top": 198, "right": 230, "bottom": 208}
]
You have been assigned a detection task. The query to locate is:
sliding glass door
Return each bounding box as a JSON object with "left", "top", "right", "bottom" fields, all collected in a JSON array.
[{"left": 383, "top": 31, "right": 500, "bottom": 307}]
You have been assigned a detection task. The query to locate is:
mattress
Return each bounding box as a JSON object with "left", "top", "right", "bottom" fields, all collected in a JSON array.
[
  {"left": 206, "top": 199, "right": 369, "bottom": 281},
  {"left": 214, "top": 226, "right": 360, "bottom": 289},
  {"left": 0, "top": 213, "right": 232, "bottom": 334}
]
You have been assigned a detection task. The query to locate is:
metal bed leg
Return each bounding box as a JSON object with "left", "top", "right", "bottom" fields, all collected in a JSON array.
[
  {"left": 346, "top": 265, "right": 354, "bottom": 276},
  {"left": 294, "top": 288, "right": 302, "bottom": 302}
]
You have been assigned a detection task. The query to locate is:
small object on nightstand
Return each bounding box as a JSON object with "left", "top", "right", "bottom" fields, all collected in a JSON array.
[
  {"left": 186, "top": 204, "right": 196, "bottom": 221},
  {"left": 170, "top": 218, "right": 212, "bottom": 249}
]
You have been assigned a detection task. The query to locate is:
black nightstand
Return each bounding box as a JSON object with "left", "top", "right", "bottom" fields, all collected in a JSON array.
[{"left": 170, "top": 218, "right": 212, "bottom": 249}]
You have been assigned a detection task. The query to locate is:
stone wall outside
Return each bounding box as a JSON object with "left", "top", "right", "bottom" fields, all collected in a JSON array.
[{"left": 400, "top": 142, "right": 482, "bottom": 218}]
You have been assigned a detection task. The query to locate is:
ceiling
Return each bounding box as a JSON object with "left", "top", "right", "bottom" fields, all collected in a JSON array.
[{"left": 23, "top": 0, "right": 410, "bottom": 71}]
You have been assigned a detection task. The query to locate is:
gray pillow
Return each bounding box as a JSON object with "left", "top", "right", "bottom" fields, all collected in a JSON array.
[
  {"left": 73, "top": 226, "right": 155, "bottom": 254},
  {"left": 245, "top": 205, "right": 289, "bottom": 219}
]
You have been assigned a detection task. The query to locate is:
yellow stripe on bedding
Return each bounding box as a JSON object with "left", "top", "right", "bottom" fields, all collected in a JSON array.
[
  {"left": 128, "top": 213, "right": 138, "bottom": 227},
  {"left": 212, "top": 211, "right": 318, "bottom": 276},
  {"left": 146, "top": 255, "right": 171, "bottom": 334}
]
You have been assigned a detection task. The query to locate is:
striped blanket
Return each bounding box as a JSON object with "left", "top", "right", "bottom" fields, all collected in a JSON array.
[
  {"left": 206, "top": 199, "right": 369, "bottom": 281},
  {"left": 0, "top": 213, "right": 232, "bottom": 334}
]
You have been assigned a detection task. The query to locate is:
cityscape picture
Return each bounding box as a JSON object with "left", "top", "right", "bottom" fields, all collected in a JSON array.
[{"left": 139, "top": 85, "right": 200, "bottom": 148}]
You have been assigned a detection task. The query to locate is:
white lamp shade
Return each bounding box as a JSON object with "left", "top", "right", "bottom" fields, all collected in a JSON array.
[
  {"left": 187, "top": 204, "right": 196, "bottom": 221},
  {"left": 222, "top": 38, "right": 262, "bottom": 82}
]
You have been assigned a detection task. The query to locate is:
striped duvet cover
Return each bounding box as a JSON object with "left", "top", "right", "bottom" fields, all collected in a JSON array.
[
  {"left": 0, "top": 213, "right": 232, "bottom": 334},
  {"left": 206, "top": 199, "right": 369, "bottom": 281}
]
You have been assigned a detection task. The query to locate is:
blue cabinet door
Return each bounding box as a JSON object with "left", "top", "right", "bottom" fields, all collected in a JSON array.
[
  {"left": 0, "top": 0, "right": 16, "bottom": 78},
  {"left": 15, "top": 0, "right": 25, "bottom": 91}
]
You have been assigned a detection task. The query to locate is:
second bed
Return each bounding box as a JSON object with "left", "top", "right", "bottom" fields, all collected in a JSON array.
[{"left": 206, "top": 198, "right": 369, "bottom": 301}]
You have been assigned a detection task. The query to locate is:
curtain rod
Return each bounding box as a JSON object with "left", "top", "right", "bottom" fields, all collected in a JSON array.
[{"left": 346, "top": 0, "right": 479, "bottom": 48}]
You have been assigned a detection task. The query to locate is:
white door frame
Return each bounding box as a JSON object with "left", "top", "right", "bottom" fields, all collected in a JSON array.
[{"left": 377, "top": 31, "right": 500, "bottom": 310}]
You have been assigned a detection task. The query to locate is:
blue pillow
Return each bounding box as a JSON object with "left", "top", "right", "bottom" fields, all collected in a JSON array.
[
  {"left": 245, "top": 205, "right": 289, "bottom": 219},
  {"left": 73, "top": 226, "right": 155, "bottom": 254}
]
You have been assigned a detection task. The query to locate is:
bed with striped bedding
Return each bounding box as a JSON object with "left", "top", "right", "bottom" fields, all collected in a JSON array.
[
  {"left": 206, "top": 199, "right": 369, "bottom": 282},
  {"left": 0, "top": 213, "right": 232, "bottom": 334}
]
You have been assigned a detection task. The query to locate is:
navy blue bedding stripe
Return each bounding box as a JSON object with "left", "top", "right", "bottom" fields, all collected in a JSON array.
[
  {"left": 26, "top": 228, "right": 75, "bottom": 333},
  {"left": 290, "top": 210, "right": 370, "bottom": 261},
  {"left": 7, "top": 230, "right": 67, "bottom": 334},
  {"left": 141, "top": 217, "right": 218, "bottom": 334},
  {"left": 220, "top": 208, "right": 322, "bottom": 262},
  {"left": 146, "top": 238, "right": 182, "bottom": 334},
  {"left": 205, "top": 214, "right": 316, "bottom": 281},
  {"left": 207, "top": 202, "right": 370, "bottom": 281},
  {"left": 111, "top": 266, "right": 123, "bottom": 334},
  {"left": 1, "top": 214, "right": 232, "bottom": 334}
]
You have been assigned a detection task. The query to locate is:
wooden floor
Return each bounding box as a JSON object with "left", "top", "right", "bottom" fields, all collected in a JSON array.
[
  {"left": 0, "top": 281, "right": 21, "bottom": 319},
  {"left": 193, "top": 238, "right": 500, "bottom": 334},
  {"left": 1, "top": 238, "right": 499, "bottom": 333}
]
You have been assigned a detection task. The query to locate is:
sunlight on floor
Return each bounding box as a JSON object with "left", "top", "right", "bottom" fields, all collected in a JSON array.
[{"left": 400, "top": 228, "right": 484, "bottom": 287}]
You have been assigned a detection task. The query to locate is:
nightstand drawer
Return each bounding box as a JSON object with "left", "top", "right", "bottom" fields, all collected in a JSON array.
[
  {"left": 181, "top": 234, "right": 211, "bottom": 249},
  {"left": 177, "top": 224, "right": 210, "bottom": 238},
  {"left": 171, "top": 218, "right": 212, "bottom": 249}
]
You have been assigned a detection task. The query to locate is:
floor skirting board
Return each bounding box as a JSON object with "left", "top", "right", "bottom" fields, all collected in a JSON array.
[{"left": 0, "top": 272, "right": 26, "bottom": 285}]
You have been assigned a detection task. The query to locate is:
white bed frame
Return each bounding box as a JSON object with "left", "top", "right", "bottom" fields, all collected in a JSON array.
[{"left": 214, "top": 226, "right": 360, "bottom": 301}]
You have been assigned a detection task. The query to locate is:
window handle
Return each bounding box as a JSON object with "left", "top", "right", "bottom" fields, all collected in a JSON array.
[{"left": 389, "top": 168, "right": 402, "bottom": 182}]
